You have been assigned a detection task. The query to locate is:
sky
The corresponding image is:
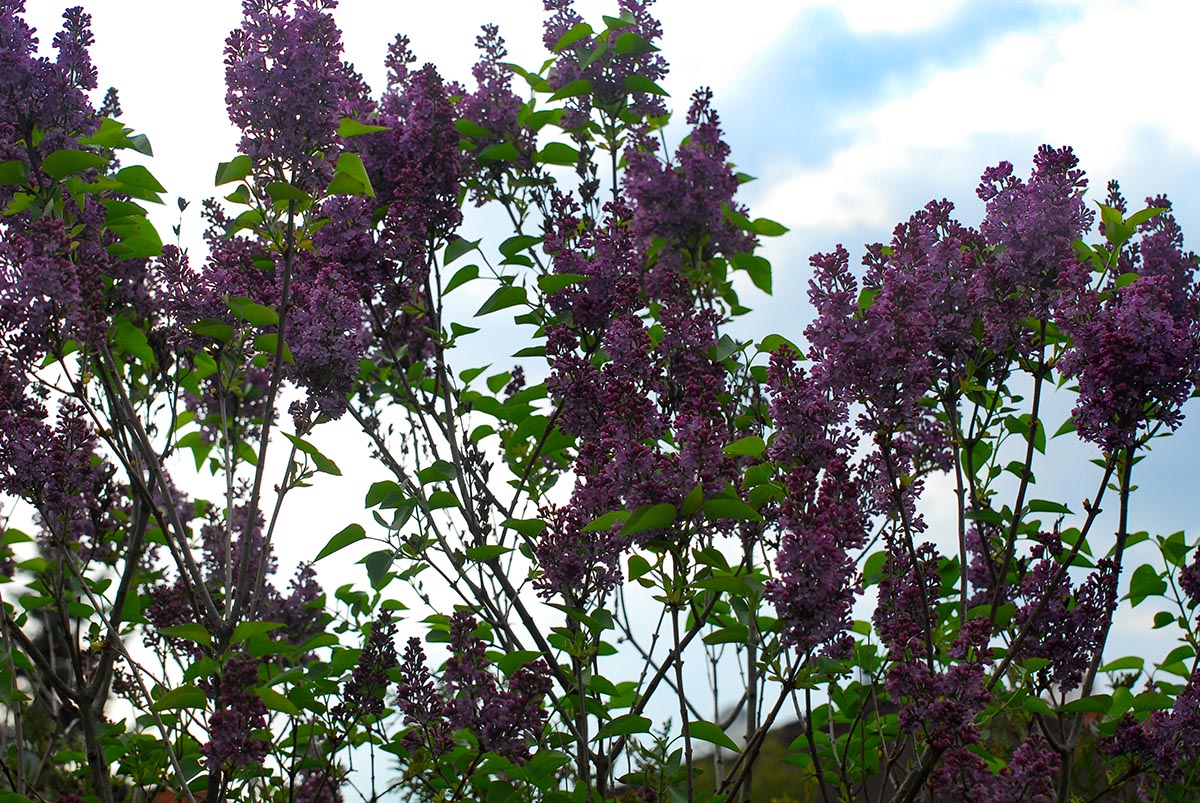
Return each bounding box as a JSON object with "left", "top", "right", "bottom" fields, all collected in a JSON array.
[{"left": 17, "top": 0, "right": 1200, "bottom": 720}]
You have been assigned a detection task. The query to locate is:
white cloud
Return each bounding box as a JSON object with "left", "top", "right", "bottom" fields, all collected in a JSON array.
[{"left": 756, "top": 0, "right": 1200, "bottom": 247}]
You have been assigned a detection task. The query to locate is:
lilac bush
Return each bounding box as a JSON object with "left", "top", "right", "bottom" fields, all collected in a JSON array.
[{"left": 2, "top": 1, "right": 1200, "bottom": 803}]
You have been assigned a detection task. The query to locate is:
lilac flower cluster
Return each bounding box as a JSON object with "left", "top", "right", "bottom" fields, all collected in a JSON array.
[
  {"left": 335, "top": 611, "right": 398, "bottom": 721},
  {"left": 396, "top": 612, "right": 550, "bottom": 765},
  {"left": 542, "top": 0, "right": 668, "bottom": 131},
  {"left": 975, "top": 145, "right": 1094, "bottom": 353},
  {"left": 459, "top": 24, "right": 533, "bottom": 198},
  {"left": 1014, "top": 533, "right": 1118, "bottom": 693},
  {"left": 1056, "top": 199, "right": 1200, "bottom": 451},
  {"left": 934, "top": 733, "right": 1060, "bottom": 802},
  {"left": 223, "top": 0, "right": 368, "bottom": 189},
  {"left": 293, "top": 769, "right": 342, "bottom": 803},
  {"left": 623, "top": 89, "right": 754, "bottom": 294},
  {"left": 203, "top": 652, "right": 268, "bottom": 770},
  {"left": 875, "top": 544, "right": 993, "bottom": 750},
  {"left": 0, "top": 4, "right": 98, "bottom": 181},
  {"left": 1104, "top": 675, "right": 1200, "bottom": 786}
]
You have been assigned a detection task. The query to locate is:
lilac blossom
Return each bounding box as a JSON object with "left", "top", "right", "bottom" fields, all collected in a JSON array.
[
  {"left": 336, "top": 610, "right": 398, "bottom": 721},
  {"left": 973, "top": 145, "right": 1094, "bottom": 352},
  {"left": 624, "top": 88, "right": 754, "bottom": 294},
  {"left": 1013, "top": 534, "right": 1118, "bottom": 693},
  {"left": 542, "top": 0, "right": 668, "bottom": 131},
  {"left": 1056, "top": 199, "right": 1200, "bottom": 452},
  {"left": 285, "top": 261, "right": 369, "bottom": 419},
  {"left": 224, "top": 0, "right": 368, "bottom": 189},
  {"left": 203, "top": 652, "right": 268, "bottom": 769},
  {"left": 460, "top": 24, "right": 533, "bottom": 200},
  {"left": 396, "top": 613, "right": 549, "bottom": 764},
  {"left": 293, "top": 769, "right": 342, "bottom": 803}
]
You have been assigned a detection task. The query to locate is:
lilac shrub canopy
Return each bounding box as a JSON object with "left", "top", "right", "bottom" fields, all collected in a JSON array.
[{"left": 1, "top": 2, "right": 1199, "bottom": 803}]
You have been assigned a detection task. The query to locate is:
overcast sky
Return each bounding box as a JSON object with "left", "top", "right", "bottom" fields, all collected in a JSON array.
[{"left": 19, "top": 0, "right": 1200, "bottom": 681}]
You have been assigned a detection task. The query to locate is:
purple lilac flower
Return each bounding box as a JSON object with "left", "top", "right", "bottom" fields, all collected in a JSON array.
[
  {"left": 460, "top": 24, "right": 532, "bottom": 201},
  {"left": 336, "top": 610, "right": 398, "bottom": 721},
  {"left": 542, "top": 195, "right": 642, "bottom": 332},
  {"left": 203, "top": 652, "right": 268, "bottom": 769},
  {"left": 443, "top": 611, "right": 549, "bottom": 764},
  {"left": 1013, "top": 535, "right": 1118, "bottom": 693},
  {"left": 765, "top": 460, "right": 867, "bottom": 655},
  {"left": 396, "top": 614, "right": 549, "bottom": 764},
  {"left": 396, "top": 636, "right": 453, "bottom": 756},
  {"left": 293, "top": 769, "right": 342, "bottom": 803},
  {"left": 1056, "top": 200, "right": 1200, "bottom": 452},
  {"left": 285, "top": 261, "right": 369, "bottom": 419},
  {"left": 542, "top": 0, "right": 668, "bottom": 131},
  {"left": 0, "top": 3, "right": 99, "bottom": 186},
  {"left": 224, "top": 0, "right": 368, "bottom": 190},
  {"left": 533, "top": 502, "right": 623, "bottom": 601},
  {"left": 624, "top": 88, "right": 753, "bottom": 295},
  {"left": 973, "top": 145, "right": 1094, "bottom": 353},
  {"left": 1104, "top": 674, "right": 1200, "bottom": 788}
]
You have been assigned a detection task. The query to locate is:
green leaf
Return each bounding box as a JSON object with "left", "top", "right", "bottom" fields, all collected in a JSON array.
[
  {"left": 42, "top": 149, "right": 108, "bottom": 179},
  {"left": 732, "top": 253, "right": 772, "bottom": 294},
  {"left": 1126, "top": 206, "right": 1166, "bottom": 229},
  {"left": 1114, "top": 272, "right": 1140, "bottom": 289},
  {"left": 456, "top": 118, "right": 491, "bottom": 138},
  {"left": 444, "top": 237, "right": 480, "bottom": 266},
  {"left": 444, "top": 264, "right": 479, "bottom": 295},
  {"left": 114, "top": 316, "right": 155, "bottom": 367},
  {"left": 1132, "top": 691, "right": 1175, "bottom": 711},
  {"left": 254, "top": 685, "right": 300, "bottom": 715},
  {"left": 466, "top": 545, "right": 512, "bottom": 562},
  {"left": 1060, "top": 694, "right": 1111, "bottom": 714},
  {"left": 553, "top": 21, "right": 593, "bottom": 51},
  {"left": 686, "top": 720, "right": 741, "bottom": 753},
  {"left": 757, "top": 333, "right": 802, "bottom": 357},
  {"left": 189, "top": 319, "right": 234, "bottom": 343},
  {"left": 1127, "top": 563, "right": 1167, "bottom": 606},
  {"left": 478, "top": 142, "right": 521, "bottom": 164},
  {"left": 1099, "top": 656, "right": 1144, "bottom": 673},
  {"left": 265, "top": 181, "right": 311, "bottom": 204},
  {"left": 723, "top": 436, "right": 765, "bottom": 459},
  {"left": 538, "top": 273, "right": 586, "bottom": 294},
  {"left": 536, "top": 142, "right": 580, "bottom": 166},
  {"left": 1027, "top": 499, "right": 1071, "bottom": 515},
  {"left": 215, "top": 155, "right": 252, "bottom": 185},
  {"left": 158, "top": 623, "right": 212, "bottom": 647},
  {"left": 363, "top": 550, "right": 395, "bottom": 591},
  {"left": 231, "top": 621, "right": 283, "bottom": 645},
  {"left": 622, "top": 75, "right": 668, "bottom": 96},
  {"left": 316, "top": 523, "right": 366, "bottom": 561},
  {"left": 550, "top": 79, "right": 592, "bottom": 101},
  {"left": 476, "top": 285, "right": 528, "bottom": 316},
  {"left": 417, "top": 459, "right": 456, "bottom": 485},
  {"left": 252, "top": 333, "right": 295, "bottom": 365},
  {"left": 500, "top": 235, "right": 542, "bottom": 259},
  {"left": 282, "top": 432, "right": 342, "bottom": 475},
  {"left": 614, "top": 31, "right": 660, "bottom": 56},
  {"left": 621, "top": 503, "right": 677, "bottom": 536},
  {"left": 338, "top": 117, "right": 390, "bottom": 137},
  {"left": 595, "top": 714, "right": 651, "bottom": 740},
  {"left": 502, "top": 518, "right": 547, "bottom": 537},
  {"left": 152, "top": 684, "right": 207, "bottom": 711},
  {"left": 327, "top": 152, "right": 375, "bottom": 197},
  {"left": 0, "top": 160, "right": 28, "bottom": 185},
  {"left": 703, "top": 498, "right": 763, "bottom": 522},
  {"left": 583, "top": 510, "right": 629, "bottom": 532},
  {"left": 115, "top": 164, "right": 166, "bottom": 194},
  {"left": 226, "top": 296, "right": 279, "bottom": 326}
]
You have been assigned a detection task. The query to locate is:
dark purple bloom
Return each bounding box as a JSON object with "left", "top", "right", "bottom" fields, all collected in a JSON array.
[
  {"left": 1014, "top": 537, "right": 1118, "bottom": 693},
  {"left": 542, "top": 0, "right": 668, "bottom": 130},
  {"left": 286, "top": 261, "right": 369, "bottom": 419},
  {"left": 293, "top": 769, "right": 342, "bottom": 803},
  {"left": 1056, "top": 200, "right": 1200, "bottom": 452},
  {"left": 336, "top": 610, "right": 398, "bottom": 721},
  {"left": 224, "top": 0, "right": 368, "bottom": 190},
  {"left": 203, "top": 652, "right": 268, "bottom": 769}
]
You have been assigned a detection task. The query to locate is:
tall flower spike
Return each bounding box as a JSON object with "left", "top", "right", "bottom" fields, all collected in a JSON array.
[{"left": 224, "top": 0, "right": 368, "bottom": 189}]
